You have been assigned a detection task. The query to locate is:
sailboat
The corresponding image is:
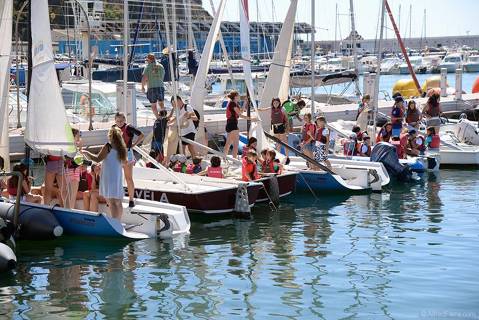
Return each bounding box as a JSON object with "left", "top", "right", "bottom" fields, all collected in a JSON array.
[
  {"left": 250, "top": 0, "right": 386, "bottom": 193},
  {"left": 130, "top": 1, "right": 263, "bottom": 215},
  {"left": 8, "top": 0, "right": 190, "bottom": 240}
]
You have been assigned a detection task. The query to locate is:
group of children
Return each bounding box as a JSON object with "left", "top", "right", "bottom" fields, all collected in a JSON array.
[
  {"left": 300, "top": 114, "right": 332, "bottom": 169},
  {"left": 144, "top": 135, "right": 283, "bottom": 183},
  {"left": 0, "top": 154, "right": 106, "bottom": 211}
]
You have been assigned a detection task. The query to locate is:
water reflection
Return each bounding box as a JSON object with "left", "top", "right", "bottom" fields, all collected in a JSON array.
[{"left": 0, "top": 170, "right": 478, "bottom": 318}]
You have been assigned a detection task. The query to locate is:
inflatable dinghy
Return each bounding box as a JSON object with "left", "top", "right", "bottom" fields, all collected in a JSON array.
[
  {"left": 0, "top": 217, "right": 16, "bottom": 273},
  {"left": 0, "top": 200, "right": 63, "bottom": 240}
]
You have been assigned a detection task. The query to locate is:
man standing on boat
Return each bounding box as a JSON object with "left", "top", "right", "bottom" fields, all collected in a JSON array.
[{"left": 141, "top": 53, "right": 165, "bottom": 120}]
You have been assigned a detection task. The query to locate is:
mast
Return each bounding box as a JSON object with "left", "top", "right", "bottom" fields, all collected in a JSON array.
[
  {"left": 162, "top": 0, "right": 183, "bottom": 154},
  {"left": 409, "top": 4, "right": 412, "bottom": 46},
  {"left": 128, "top": 1, "right": 144, "bottom": 67},
  {"left": 122, "top": 0, "right": 128, "bottom": 115},
  {"left": 208, "top": 0, "right": 235, "bottom": 87},
  {"left": 334, "top": 3, "right": 338, "bottom": 53},
  {"left": 384, "top": 0, "right": 422, "bottom": 95},
  {"left": 256, "top": 0, "right": 260, "bottom": 56},
  {"left": 349, "top": 0, "right": 360, "bottom": 95},
  {"left": 372, "top": 0, "right": 385, "bottom": 144},
  {"left": 310, "top": 0, "right": 315, "bottom": 116}
]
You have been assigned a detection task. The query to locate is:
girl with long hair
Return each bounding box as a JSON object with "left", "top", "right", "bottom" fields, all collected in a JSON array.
[
  {"left": 81, "top": 128, "right": 127, "bottom": 220},
  {"left": 223, "top": 90, "right": 255, "bottom": 158}
]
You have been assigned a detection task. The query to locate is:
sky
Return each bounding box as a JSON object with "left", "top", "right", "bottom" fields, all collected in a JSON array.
[{"left": 204, "top": 0, "right": 479, "bottom": 40}]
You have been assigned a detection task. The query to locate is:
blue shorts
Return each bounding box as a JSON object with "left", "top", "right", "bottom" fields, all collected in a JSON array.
[
  {"left": 302, "top": 142, "right": 314, "bottom": 152},
  {"left": 147, "top": 87, "right": 165, "bottom": 103}
]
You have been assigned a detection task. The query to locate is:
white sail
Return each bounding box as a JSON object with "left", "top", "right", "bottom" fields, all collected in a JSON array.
[
  {"left": 239, "top": 0, "right": 256, "bottom": 106},
  {"left": 258, "top": 0, "right": 297, "bottom": 132},
  {"left": 190, "top": 0, "right": 226, "bottom": 142},
  {"left": 0, "top": 0, "right": 12, "bottom": 170},
  {"left": 240, "top": 0, "right": 267, "bottom": 151},
  {"left": 25, "top": 0, "right": 75, "bottom": 156}
]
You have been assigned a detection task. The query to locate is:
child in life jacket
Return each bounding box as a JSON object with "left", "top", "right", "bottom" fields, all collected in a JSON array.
[
  {"left": 261, "top": 149, "right": 276, "bottom": 174},
  {"left": 359, "top": 135, "right": 372, "bottom": 157},
  {"left": 242, "top": 150, "right": 260, "bottom": 181},
  {"left": 186, "top": 157, "right": 203, "bottom": 174},
  {"left": 425, "top": 126, "right": 440, "bottom": 150},
  {"left": 405, "top": 129, "right": 421, "bottom": 157},
  {"left": 168, "top": 154, "right": 179, "bottom": 169},
  {"left": 343, "top": 133, "right": 358, "bottom": 156},
  {"left": 201, "top": 156, "right": 224, "bottom": 178},
  {"left": 175, "top": 154, "right": 188, "bottom": 173}
]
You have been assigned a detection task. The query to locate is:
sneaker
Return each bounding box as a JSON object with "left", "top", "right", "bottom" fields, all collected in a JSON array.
[
  {"left": 285, "top": 157, "right": 290, "bottom": 165},
  {"left": 129, "top": 200, "right": 135, "bottom": 208}
]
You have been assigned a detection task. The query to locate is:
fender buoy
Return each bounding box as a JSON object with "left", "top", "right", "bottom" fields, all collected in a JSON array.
[{"left": 472, "top": 77, "right": 479, "bottom": 94}]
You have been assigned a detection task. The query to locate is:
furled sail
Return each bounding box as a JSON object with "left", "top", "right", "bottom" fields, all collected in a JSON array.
[
  {"left": 258, "top": 0, "right": 297, "bottom": 132},
  {"left": 25, "top": 0, "right": 75, "bottom": 156},
  {"left": 0, "top": 0, "right": 13, "bottom": 170}
]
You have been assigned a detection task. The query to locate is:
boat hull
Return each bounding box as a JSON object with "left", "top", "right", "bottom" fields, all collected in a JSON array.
[
  {"left": 132, "top": 184, "right": 262, "bottom": 214},
  {"left": 0, "top": 200, "right": 63, "bottom": 240},
  {"left": 295, "top": 170, "right": 368, "bottom": 193},
  {"left": 464, "top": 63, "right": 479, "bottom": 73},
  {"left": 256, "top": 172, "right": 297, "bottom": 203}
]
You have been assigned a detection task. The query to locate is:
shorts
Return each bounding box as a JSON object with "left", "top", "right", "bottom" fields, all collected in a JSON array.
[
  {"left": 46, "top": 159, "right": 64, "bottom": 174},
  {"left": 273, "top": 123, "right": 286, "bottom": 134},
  {"left": 181, "top": 132, "right": 196, "bottom": 145},
  {"left": 426, "top": 117, "right": 441, "bottom": 127},
  {"left": 302, "top": 142, "right": 314, "bottom": 153},
  {"left": 225, "top": 119, "right": 239, "bottom": 133},
  {"left": 313, "top": 144, "right": 328, "bottom": 162},
  {"left": 392, "top": 123, "right": 402, "bottom": 137},
  {"left": 147, "top": 87, "right": 165, "bottom": 103},
  {"left": 288, "top": 118, "right": 294, "bottom": 131},
  {"left": 65, "top": 168, "right": 80, "bottom": 182}
]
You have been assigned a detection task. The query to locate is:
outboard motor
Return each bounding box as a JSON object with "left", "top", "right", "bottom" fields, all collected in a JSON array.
[
  {"left": 371, "top": 142, "right": 412, "bottom": 181},
  {"left": 0, "top": 202, "right": 63, "bottom": 240},
  {"left": 0, "top": 217, "right": 16, "bottom": 272}
]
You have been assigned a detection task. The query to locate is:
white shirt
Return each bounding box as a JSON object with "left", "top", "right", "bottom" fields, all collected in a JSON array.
[{"left": 178, "top": 104, "right": 197, "bottom": 136}]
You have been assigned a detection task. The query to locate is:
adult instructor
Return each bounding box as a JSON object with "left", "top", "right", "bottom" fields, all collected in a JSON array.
[{"left": 141, "top": 53, "right": 165, "bottom": 119}]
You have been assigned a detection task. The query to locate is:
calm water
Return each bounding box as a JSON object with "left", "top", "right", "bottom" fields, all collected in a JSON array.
[
  {"left": 1, "top": 170, "right": 479, "bottom": 319},
  {"left": 216, "top": 72, "right": 479, "bottom": 98}
]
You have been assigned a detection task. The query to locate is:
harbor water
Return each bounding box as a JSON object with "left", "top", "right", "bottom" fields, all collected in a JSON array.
[{"left": 1, "top": 169, "right": 478, "bottom": 319}]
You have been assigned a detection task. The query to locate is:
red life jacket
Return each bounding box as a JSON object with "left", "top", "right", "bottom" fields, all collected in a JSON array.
[
  {"left": 226, "top": 102, "right": 239, "bottom": 120},
  {"left": 406, "top": 109, "right": 420, "bottom": 123},
  {"left": 315, "top": 127, "right": 328, "bottom": 144},
  {"left": 242, "top": 157, "right": 259, "bottom": 181},
  {"left": 261, "top": 160, "right": 275, "bottom": 174},
  {"left": 119, "top": 124, "right": 132, "bottom": 148},
  {"left": 430, "top": 134, "right": 440, "bottom": 148},
  {"left": 425, "top": 102, "right": 440, "bottom": 117},
  {"left": 185, "top": 163, "right": 194, "bottom": 174},
  {"left": 302, "top": 123, "right": 316, "bottom": 142},
  {"left": 271, "top": 107, "right": 286, "bottom": 125},
  {"left": 207, "top": 166, "right": 224, "bottom": 178},
  {"left": 47, "top": 155, "right": 62, "bottom": 161}
]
